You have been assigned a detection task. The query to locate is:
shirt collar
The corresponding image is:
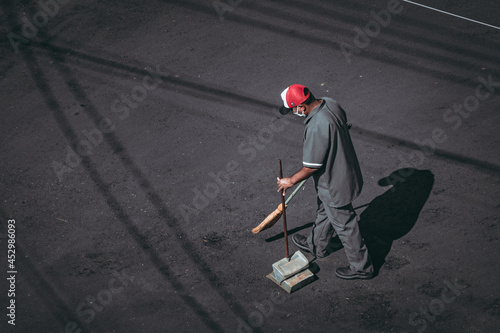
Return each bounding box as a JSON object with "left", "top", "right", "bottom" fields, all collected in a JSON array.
[{"left": 304, "top": 99, "right": 325, "bottom": 125}]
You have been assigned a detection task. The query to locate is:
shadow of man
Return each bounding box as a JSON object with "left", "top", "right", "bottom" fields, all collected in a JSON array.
[{"left": 358, "top": 168, "right": 434, "bottom": 274}]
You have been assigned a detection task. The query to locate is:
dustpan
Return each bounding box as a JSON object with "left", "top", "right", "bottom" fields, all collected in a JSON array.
[
  {"left": 272, "top": 250, "right": 309, "bottom": 284},
  {"left": 267, "top": 160, "right": 315, "bottom": 293}
]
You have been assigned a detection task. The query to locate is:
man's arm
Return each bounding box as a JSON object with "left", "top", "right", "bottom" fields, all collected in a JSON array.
[{"left": 277, "top": 166, "right": 317, "bottom": 194}]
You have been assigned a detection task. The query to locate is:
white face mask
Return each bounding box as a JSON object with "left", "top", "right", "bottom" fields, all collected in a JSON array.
[{"left": 293, "top": 105, "right": 306, "bottom": 117}]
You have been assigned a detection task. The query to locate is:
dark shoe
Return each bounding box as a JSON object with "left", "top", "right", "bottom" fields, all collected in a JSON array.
[
  {"left": 335, "top": 266, "right": 374, "bottom": 280},
  {"left": 292, "top": 234, "right": 312, "bottom": 254}
]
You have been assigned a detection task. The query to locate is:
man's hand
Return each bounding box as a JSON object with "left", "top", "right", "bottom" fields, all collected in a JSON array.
[
  {"left": 277, "top": 177, "right": 294, "bottom": 195},
  {"left": 276, "top": 166, "right": 318, "bottom": 195}
]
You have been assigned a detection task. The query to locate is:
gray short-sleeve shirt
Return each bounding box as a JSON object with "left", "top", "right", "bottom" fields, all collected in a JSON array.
[{"left": 302, "top": 98, "right": 363, "bottom": 207}]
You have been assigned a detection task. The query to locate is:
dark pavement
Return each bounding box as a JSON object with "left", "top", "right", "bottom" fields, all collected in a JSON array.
[{"left": 0, "top": 0, "right": 499, "bottom": 332}]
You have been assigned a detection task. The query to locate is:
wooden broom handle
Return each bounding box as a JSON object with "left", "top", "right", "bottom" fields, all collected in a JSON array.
[{"left": 278, "top": 159, "right": 290, "bottom": 259}]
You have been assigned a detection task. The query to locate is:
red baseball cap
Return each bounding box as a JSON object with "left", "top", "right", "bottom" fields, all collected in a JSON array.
[{"left": 279, "top": 84, "right": 311, "bottom": 115}]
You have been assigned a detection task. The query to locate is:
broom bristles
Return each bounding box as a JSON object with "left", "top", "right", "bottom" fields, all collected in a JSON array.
[{"left": 252, "top": 204, "right": 287, "bottom": 234}]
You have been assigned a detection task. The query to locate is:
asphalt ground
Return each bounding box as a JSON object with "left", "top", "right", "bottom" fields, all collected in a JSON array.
[{"left": 0, "top": 0, "right": 499, "bottom": 332}]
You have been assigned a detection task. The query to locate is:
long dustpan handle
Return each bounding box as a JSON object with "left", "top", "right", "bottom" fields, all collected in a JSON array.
[
  {"left": 285, "top": 179, "right": 306, "bottom": 205},
  {"left": 278, "top": 159, "right": 290, "bottom": 259}
]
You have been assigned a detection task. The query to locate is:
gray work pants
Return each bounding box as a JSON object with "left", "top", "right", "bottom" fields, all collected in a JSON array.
[{"left": 306, "top": 197, "right": 373, "bottom": 273}]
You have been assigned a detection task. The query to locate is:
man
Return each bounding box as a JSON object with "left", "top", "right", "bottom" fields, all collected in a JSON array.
[{"left": 277, "top": 84, "right": 374, "bottom": 280}]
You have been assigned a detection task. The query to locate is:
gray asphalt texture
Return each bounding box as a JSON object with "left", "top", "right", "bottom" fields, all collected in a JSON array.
[{"left": 0, "top": 0, "right": 499, "bottom": 332}]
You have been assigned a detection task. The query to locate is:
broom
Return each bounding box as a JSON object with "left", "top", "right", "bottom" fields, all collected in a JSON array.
[{"left": 252, "top": 178, "right": 307, "bottom": 234}]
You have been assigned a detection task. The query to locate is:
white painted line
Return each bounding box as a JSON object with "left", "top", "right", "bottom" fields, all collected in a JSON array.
[{"left": 402, "top": 0, "right": 500, "bottom": 31}]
